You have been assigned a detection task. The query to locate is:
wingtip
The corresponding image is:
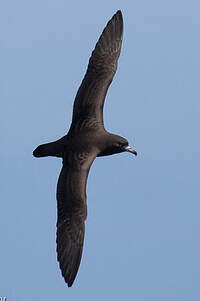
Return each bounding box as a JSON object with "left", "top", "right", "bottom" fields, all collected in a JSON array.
[
  {"left": 56, "top": 223, "right": 84, "bottom": 288},
  {"left": 116, "top": 10, "right": 123, "bottom": 17},
  {"left": 93, "top": 10, "right": 123, "bottom": 55},
  {"left": 114, "top": 10, "right": 123, "bottom": 22},
  {"left": 112, "top": 10, "right": 123, "bottom": 38}
]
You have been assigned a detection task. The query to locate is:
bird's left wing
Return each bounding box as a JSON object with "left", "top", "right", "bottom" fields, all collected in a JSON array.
[
  {"left": 56, "top": 151, "right": 95, "bottom": 287},
  {"left": 70, "top": 10, "right": 123, "bottom": 129}
]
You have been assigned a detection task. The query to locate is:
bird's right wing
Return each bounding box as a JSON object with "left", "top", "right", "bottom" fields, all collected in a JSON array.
[
  {"left": 56, "top": 151, "right": 95, "bottom": 287},
  {"left": 71, "top": 10, "right": 123, "bottom": 129}
]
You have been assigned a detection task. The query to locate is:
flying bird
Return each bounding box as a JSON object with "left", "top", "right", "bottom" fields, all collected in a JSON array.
[{"left": 33, "top": 10, "right": 137, "bottom": 287}]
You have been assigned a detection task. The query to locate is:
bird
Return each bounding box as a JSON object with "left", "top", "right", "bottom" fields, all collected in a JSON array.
[{"left": 33, "top": 10, "right": 137, "bottom": 287}]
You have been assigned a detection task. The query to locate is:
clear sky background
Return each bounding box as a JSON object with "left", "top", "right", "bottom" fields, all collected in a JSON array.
[{"left": 1, "top": 0, "right": 200, "bottom": 300}]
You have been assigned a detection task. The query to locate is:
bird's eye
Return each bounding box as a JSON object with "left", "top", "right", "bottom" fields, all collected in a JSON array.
[
  {"left": 116, "top": 142, "right": 126, "bottom": 148},
  {"left": 121, "top": 141, "right": 128, "bottom": 147}
]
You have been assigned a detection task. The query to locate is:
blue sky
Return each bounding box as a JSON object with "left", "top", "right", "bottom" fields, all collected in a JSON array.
[{"left": 1, "top": 0, "right": 200, "bottom": 300}]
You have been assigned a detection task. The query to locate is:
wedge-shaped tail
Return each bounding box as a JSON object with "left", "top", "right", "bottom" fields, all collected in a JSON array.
[{"left": 33, "top": 140, "right": 65, "bottom": 158}]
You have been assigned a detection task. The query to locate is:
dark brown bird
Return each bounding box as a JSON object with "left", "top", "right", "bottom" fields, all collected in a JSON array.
[{"left": 33, "top": 10, "right": 137, "bottom": 287}]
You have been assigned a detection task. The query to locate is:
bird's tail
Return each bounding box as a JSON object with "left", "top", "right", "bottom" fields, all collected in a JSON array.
[{"left": 33, "top": 140, "right": 65, "bottom": 158}]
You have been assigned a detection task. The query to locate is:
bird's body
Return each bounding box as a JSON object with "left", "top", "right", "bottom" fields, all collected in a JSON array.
[{"left": 33, "top": 10, "right": 137, "bottom": 287}]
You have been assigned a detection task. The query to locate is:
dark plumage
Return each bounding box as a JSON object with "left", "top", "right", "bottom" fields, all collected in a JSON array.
[{"left": 33, "top": 10, "right": 137, "bottom": 287}]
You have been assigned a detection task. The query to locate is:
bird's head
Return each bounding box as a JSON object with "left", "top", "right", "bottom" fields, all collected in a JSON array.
[
  {"left": 110, "top": 135, "right": 137, "bottom": 156},
  {"left": 98, "top": 134, "right": 137, "bottom": 157}
]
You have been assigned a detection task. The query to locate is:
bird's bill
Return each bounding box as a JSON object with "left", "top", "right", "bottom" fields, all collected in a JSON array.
[{"left": 124, "top": 145, "right": 137, "bottom": 156}]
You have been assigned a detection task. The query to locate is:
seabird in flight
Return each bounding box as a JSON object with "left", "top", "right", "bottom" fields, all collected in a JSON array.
[{"left": 33, "top": 10, "right": 137, "bottom": 287}]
